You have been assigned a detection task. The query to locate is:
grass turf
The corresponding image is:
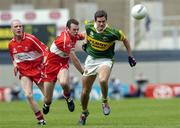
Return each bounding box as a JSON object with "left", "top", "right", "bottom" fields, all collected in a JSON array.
[{"left": 0, "top": 98, "right": 180, "bottom": 128}]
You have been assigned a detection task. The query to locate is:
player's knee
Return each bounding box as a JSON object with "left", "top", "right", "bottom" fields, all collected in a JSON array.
[
  {"left": 61, "top": 82, "right": 69, "bottom": 90},
  {"left": 99, "top": 79, "right": 108, "bottom": 86},
  {"left": 25, "top": 92, "right": 33, "bottom": 100}
]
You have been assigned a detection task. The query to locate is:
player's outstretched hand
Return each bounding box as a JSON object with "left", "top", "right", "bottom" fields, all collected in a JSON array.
[{"left": 128, "top": 56, "right": 136, "bottom": 67}]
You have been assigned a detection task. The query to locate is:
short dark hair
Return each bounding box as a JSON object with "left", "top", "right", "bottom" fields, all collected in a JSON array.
[
  {"left": 66, "top": 19, "right": 79, "bottom": 29},
  {"left": 94, "top": 10, "right": 107, "bottom": 21}
]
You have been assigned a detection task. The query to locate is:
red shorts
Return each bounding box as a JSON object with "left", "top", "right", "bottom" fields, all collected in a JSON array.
[
  {"left": 43, "top": 53, "right": 69, "bottom": 82},
  {"left": 19, "top": 66, "right": 43, "bottom": 84}
]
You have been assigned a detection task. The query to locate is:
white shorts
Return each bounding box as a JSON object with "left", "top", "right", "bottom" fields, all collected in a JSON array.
[{"left": 83, "top": 55, "right": 113, "bottom": 76}]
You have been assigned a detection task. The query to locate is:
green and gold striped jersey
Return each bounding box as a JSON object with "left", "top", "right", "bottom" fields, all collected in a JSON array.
[{"left": 85, "top": 21, "right": 126, "bottom": 58}]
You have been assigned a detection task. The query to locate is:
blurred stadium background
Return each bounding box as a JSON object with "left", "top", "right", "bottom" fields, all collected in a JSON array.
[{"left": 1, "top": 0, "right": 180, "bottom": 101}]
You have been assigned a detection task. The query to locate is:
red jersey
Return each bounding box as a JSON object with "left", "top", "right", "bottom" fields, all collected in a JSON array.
[
  {"left": 49, "top": 29, "right": 84, "bottom": 58},
  {"left": 9, "top": 33, "right": 48, "bottom": 76}
]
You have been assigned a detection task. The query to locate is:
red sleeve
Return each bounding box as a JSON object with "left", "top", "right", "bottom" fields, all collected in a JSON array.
[
  {"left": 27, "top": 34, "right": 49, "bottom": 56},
  {"left": 8, "top": 42, "right": 14, "bottom": 61}
]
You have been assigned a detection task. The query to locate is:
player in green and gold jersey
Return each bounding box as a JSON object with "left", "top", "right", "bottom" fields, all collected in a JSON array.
[{"left": 79, "top": 10, "right": 136, "bottom": 125}]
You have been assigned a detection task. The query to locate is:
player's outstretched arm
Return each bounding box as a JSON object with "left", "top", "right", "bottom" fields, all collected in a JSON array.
[{"left": 69, "top": 50, "right": 84, "bottom": 74}]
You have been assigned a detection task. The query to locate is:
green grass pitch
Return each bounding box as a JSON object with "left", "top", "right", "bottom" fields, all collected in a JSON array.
[{"left": 0, "top": 98, "right": 180, "bottom": 128}]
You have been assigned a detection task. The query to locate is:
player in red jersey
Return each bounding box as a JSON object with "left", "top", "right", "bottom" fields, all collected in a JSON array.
[
  {"left": 8, "top": 19, "right": 48, "bottom": 125},
  {"left": 42, "top": 19, "right": 84, "bottom": 114}
]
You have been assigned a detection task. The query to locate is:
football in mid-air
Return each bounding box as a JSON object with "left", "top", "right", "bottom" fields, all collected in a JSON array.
[{"left": 131, "top": 4, "right": 147, "bottom": 20}]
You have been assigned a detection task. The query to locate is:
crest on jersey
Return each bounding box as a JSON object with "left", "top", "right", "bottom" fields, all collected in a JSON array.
[
  {"left": 13, "top": 48, "right": 17, "bottom": 53},
  {"left": 102, "top": 36, "right": 108, "bottom": 41},
  {"left": 90, "top": 31, "right": 94, "bottom": 38}
]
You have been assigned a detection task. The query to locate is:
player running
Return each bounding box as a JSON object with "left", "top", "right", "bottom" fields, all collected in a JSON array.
[
  {"left": 42, "top": 19, "right": 84, "bottom": 114},
  {"left": 79, "top": 10, "right": 136, "bottom": 125},
  {"left": 9, "top": 19, "right": 48, "bottom": 125}
]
